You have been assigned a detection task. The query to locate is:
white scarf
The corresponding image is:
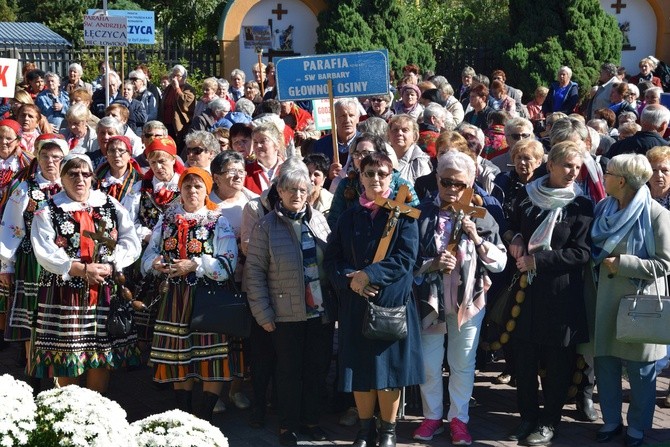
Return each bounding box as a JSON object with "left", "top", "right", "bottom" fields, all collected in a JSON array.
[{"left": 525, "top": 175, "right": 581, "bottom": 254}]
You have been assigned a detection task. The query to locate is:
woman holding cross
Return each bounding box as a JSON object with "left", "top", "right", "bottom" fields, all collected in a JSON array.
[
  {"left": 412, "top": 151, "right": 507, "bottom": 444},
  {"left": 29, "top": 153, "right": 141, "bottom": 393},
  {"left": 324, "top": 152, "right": 424, "bottom": 447}
]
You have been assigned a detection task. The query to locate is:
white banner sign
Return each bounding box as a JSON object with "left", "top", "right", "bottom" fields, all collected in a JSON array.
[
  {"left": 312, "top": 99, "right": 332, "bottom": 131},
  {"left": 83, "top": 14, "right": 128, "bottom": 47},
  {"left": 0, "top": 58, "right": 18, "bottom": 98}
]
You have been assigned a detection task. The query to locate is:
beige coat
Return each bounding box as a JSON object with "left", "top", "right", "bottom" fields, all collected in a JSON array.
[{"left": 587, "top": 200, "right": 670, "bottom": 362}]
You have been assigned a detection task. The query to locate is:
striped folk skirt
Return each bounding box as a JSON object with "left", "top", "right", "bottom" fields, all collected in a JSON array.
[
  {"left": 5, "top": 251, "right": 41, "bottom": 342},
  {"left": 150, "top": 281, "right": 242, "bottom": 383},
  {"left": 31, "top": 280, "right": 141, "bottom": 378}
]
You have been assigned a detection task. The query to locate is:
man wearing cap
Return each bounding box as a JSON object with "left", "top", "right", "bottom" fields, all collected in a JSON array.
[{"left": 129, "top": 70, "right": 158, "bottom": 123}]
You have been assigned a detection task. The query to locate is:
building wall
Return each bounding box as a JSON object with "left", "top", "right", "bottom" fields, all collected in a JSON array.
[{"left": 218, "top": 0, "right": 327, "bottom": 77}]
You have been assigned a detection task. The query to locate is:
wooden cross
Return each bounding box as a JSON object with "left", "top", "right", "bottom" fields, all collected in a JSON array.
[
  {"left": 372, "top": 184, "right": 421, "bottom": 262},
  {"left": 441, "top": 188, "right": 487, "bottom": 254},
  {"left": 83, "top": 220, "right": 117, "bottom": 261},
  {"left": 611, "top": 0, "right": 626, "bottom": 14},
  {"left": 272, "top": 3, "right": 288, "bottom": 20}
]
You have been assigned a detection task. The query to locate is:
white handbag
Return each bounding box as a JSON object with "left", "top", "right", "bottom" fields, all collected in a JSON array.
[{"left": 616, "top": 264, "right": 670, "bottom": 344}]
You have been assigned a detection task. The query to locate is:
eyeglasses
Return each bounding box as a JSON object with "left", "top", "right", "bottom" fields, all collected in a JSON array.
[
  {"left": 221, "top": 169, "right": 246, "bottom": 177},
  {"left": 66, "top": 171, "right": 94, "bottom": 179},
  {"left": 351, "top": 150, "right": 374, "bottom": 160},
  {"left": 508, "top": 133, "right": 532, "bottom": 141},
  {"left": 370, "top": 98, "right": 385, "bottom": 103},
  {"left": 144, "top": 133, "right": 164, "bottom": 139},
  {"left": 284, "top": 187, "right": 308, "bottom": 196},
  {"left": 439, "top": 178, "right": 468, "bottom": 191},
  {"left": 39, "top": 154, "right": 64, "bottom": 162},
  {"left": 107, "top": 148, "right": 129, "bottom": 156},
  {"left": 186, "top": 146, "right": 208, "bottom": 155},
  {"left": 362, "top": 169, "right": 391, "bottom": 179},
  {"left": 604, "top": 171, "right": 623, "bottom": 177}
]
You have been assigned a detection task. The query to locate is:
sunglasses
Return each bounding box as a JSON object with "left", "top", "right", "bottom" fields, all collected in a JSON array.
[
  {"left": 66, "top": 171, "right": 94, "bottom": 179},
  {"left": 439, "top": 178, "right": 468, "bottom": 191},
  {"left": 370, "top": 98, "right": 385, "bottom": 102},
  {"left": 362, "top": 169, "right": 391, "bottom": 179},
  {"left": 186, "top": 146, "right": 207, "bottom": 155},
  {"left": 509, "top": 133, "right": 532, "bottom": 141},
  {"left": 144, "top": 133, "right": 163, "bottom": 139}
]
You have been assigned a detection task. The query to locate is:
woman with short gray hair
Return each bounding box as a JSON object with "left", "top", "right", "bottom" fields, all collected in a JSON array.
[
  {"left": 245, "top": 158, "right": 332, "bottom": 445},
  {"left": 588, "top": 153, "right": 670, "bottom": 446},
  {"left": 184, "top": 130, "right": 220, "bottom": 170},
  {"left": 412, "top": 150, "right": 506, "bottom": 444},
  {"left": 542, "top": 66, "right": 579, "bottom": 115}
]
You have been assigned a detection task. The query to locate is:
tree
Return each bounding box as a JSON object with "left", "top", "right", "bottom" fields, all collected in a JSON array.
[
  {"left": 0, "top": 0, "right": 18, "bottom": 21},
  {"left": 316, "top": 0, "right": 435, "bottom": 75},
  {"left": 501, "top": 0, "right": 622, "bottom": 100},
  {"left": 407, "top": 0, "right": 509, "bottom": 82}
]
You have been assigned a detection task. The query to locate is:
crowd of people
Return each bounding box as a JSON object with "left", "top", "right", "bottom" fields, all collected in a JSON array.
[{"left": 1, "top": 56, "right": 670, "bottom": 447}]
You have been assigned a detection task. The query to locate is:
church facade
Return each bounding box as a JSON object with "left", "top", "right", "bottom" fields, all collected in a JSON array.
[{"left": 217, "top": 0, "right": 670, "bottom": 78}]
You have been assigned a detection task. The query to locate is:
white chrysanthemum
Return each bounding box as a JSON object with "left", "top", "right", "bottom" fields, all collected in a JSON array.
[
  {"left": 0, "top": 374, "right": 36, "bottom": 447},
  {"left": 131, "top": 409, "right": 228, "bottom": 447},
  {"left": 32, "top": 385, "right": 137, "bottom": 447}
]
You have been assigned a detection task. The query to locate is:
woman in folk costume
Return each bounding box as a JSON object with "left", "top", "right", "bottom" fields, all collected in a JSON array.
[
  {"left": 95, "top": 135, "right": 142, "bottom": 203},
  {"left": 0, "top": 119, "right": 34, "bottom": 344},
  {"left": 0, "top": 134, "right": 66, "bottom": 392},
  {"left": 506, "top": 141, "right": 593, "bottom": 445},
  {"left": 412, "top": 151, "right": 507, "bottom": 445},
  {"left": 29, "top": 153, "right": 142, "bottom": 393},
  {"left": 122, "top": 136, "right": 183, "bottom": 341},
  {"left": 141, "top": 167, "right": 238, "bottom": 422}
]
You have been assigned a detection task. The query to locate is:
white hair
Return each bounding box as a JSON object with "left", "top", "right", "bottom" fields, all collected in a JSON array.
[
  {"left": 436, "top": 150, "right": 476, "bottom": 184},
  {"left": 68, "top": 63, "right": 83, "bottom": 75},
  {"left": 172, "top": 64, "right": 188, "bottom": 79}
]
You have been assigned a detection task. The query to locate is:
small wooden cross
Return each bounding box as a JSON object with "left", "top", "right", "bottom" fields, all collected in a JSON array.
[
  {"left": 610, "top": 0, "right": 626, "bottom": 14},
  {"left": 372, "top": 184, "right": 421, "bottom": 262},
  {"left": 83, "top": 220, "right": 117, "bottom": 261},
  {"left": 441, "top": 188, "right": 487, "bottom": 254},
  {"left": 272, "top": 3, "right": 288, "bottom": 20}
]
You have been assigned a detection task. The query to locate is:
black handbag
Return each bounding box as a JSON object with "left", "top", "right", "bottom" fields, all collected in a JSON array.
[
  {"left": 362, "top": 300, "right": 408, "bottom": 341},
  {"left": 189, "top": 257, "right": 252, "bottom": 338},
  {"left": 107, "top": 295, "right": 134, "bottom": 339}
]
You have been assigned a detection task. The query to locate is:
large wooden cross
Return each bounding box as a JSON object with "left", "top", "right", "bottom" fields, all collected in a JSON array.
[
  {"left": 372, "top": 184, "right": 421, "bottom": 262},
  {"left": 441, "top": 188, "right": 487, "bottom": 254},
  {"left": 83, "top": 220, "right": 117, "bottom": 261}
]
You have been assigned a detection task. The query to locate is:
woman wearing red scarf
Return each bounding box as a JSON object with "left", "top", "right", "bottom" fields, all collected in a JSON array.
[
  {"left": 0, "top": 134, "right": 66, "bottom": 392},
  {"left": 141, "top": 167, "right": 238, "bottom": 422},
  {"left": 29, "top": 153, "right": 141, "bottom": 393},
  {"left": 95, "top": 135, "right": 142, "bottom": 203},
  {"left": 122, "top": 136, "right": 183, "bottom": 343},
  {"left": 0, "top": 118, "right": 33, "bottom": 343}
]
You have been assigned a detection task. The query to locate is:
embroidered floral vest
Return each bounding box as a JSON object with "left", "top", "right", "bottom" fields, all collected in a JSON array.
[
  {"left": 20, "top": 179, "right": 61, "bottom": 253},
  {"left": 138, "top": 178, "right": 180, "bottom": 230},
  {"left": 160, "top": 207, "right": 219, "bottom": 285},
  {"left": 43, "top": 196, "right": 119, "bottom": 288}
]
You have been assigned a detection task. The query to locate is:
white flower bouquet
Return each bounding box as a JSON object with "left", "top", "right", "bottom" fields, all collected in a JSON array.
[
  {"left": 132, "top": 409, "right": 228, "bottom": 447},
  {"left": 0, "top": 374, "right": 36, "bottom": 447},
  {"left": 29, "top": 385, "right": 137, "bottom": 447}
]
